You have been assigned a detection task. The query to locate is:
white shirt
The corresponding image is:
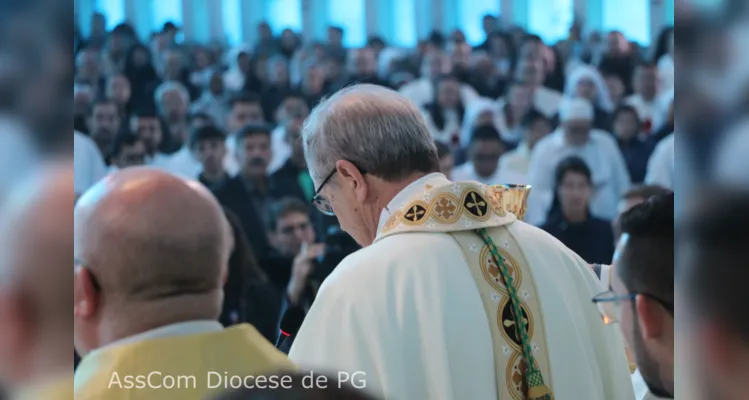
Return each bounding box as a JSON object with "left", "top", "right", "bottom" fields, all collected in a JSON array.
[
  {"left": 422, "top": 108, "right": 462, "bottom": 144},
  {"left": 645, "top": 133, "right": 675, "bottom": 190},
  {"left": 290, "top": 173, "right": 634, "bottom": 400},
  {"left": 268, "top": 125, "right": 291, "bottom": 174},
  {"left": 533, "top": 86, "right": 563, "bottom": 118},
  {"left": 492, "top": 100, "right": 525, "bottom": 144},
  {"left": 657, "top": 55, "right": 675, "bottom": 93},
  {"left": 632, "top": 369, "right": 671, "bottom": 400},
  {"left": 74, "top": 131, "right": 107, "bottom": 196},
  {"left": 526, "top": 129, "right": 632, "bottom": 226},
  {"left": 155, "top": 146, "right": 202, "bottom": 179},
  {"left": 399, "top": 78, "right": 479, "bottom": 108},
  {"left": 158, "top": 145, "right": 240, "bottom": 180},
  {"left": 497, "top": 143, "right": 531, "bottom": 185},
  {"left": 624, "top": 94, "right": 657, "bottom": 130},
  {"left": 452, "top": 161, "right": 502, "bottom": 185}
]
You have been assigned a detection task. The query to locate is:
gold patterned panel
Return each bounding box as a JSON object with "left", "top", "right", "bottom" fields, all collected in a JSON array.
[
  {"left": 428, "top": 193, "right": 461, "bottom": 224},
  {"left": 461, "top": 190, "right": 491, "bottom": 221},
  {"left": 480, "top": 245, "right": 523, "bottom": 294},
  {"left": 507, "top": 352, "right": 545, "bottom": 400},
  {"left": 507, "top": 352, "right": 528, "bottom": 400},
  {"left": 401, "top": 202, "right": 429, "bottom": 225},
  {"left": 497, "top": 297, "right": 534, "bottom": 351},
  {"left": 382, "top": 211, "right": 403, "bottom": 232}
]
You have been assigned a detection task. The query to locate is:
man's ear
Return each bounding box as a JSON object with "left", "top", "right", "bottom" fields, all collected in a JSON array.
[
  {"left": 635, "top": 295, "right": 666, "bottom": 340},
  {"left": 336, "top": 160, "right": 368, "bottom": 203},
  {"left": 73, "top": 267, "right": 99, "bottom": 320}
]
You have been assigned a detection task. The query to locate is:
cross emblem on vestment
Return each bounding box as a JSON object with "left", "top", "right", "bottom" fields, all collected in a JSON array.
[
  {"left": 465, "top": 192, "right": 487, "bottom": 217},
  {"left": 405, "top": 205, "right": 426, "bottom": 221}
]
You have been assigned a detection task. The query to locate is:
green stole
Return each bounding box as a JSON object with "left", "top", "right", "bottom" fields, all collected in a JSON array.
[{"left": 378, "top": 182, "right": 554, "bottom": 400}]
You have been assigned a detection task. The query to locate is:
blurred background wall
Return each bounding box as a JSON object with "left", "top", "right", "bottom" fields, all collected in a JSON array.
[{"left": 75, "top": 0, "right": 674, "bottom": 48}]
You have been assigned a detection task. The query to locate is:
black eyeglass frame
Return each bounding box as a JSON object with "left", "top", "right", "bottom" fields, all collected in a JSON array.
[
  {"left": 311, "top": 161, "right": 367, "bottom": 216},
  {"left": 592, "top": 290, "right": 674, "bottom": 324}
]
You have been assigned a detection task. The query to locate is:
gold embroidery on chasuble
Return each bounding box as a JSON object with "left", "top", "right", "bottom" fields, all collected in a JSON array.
[
  {"left": 480, "top": 245, "right": 523, "bottom": 294},
  {"left": 450, "top": 229, "right": 553, "bottom": 400},
  {"left": 375, "top": 181, "right": 552, "bottom": 399},
  {"left": 498, "top": 297, "right": 534, "bottom": 351},
  {"left": 431, "top": 194, "right": 461, "bottom": 224},
  {"left": 462, "top": 190, "right": 490, "bottom": 221},
  {"left": 402, "top": 202, "right": 428, "bottom": 225}
]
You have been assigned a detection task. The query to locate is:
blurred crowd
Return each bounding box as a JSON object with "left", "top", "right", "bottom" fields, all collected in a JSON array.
[
  {"left": 0, "top": 0, "right": 745, "bottom": 397},
  {"left": 73, "top": 11, "right": 676, "bottom": 292}
]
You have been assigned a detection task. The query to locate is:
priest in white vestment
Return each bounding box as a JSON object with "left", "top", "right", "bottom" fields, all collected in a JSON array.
[{"left": 289, "top": 84, "right": 634, "bottom": 400}]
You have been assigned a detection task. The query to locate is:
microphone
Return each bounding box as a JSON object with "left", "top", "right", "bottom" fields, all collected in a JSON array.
[{"left": 275, "top": 306, "right": 305, "bottom": 350}]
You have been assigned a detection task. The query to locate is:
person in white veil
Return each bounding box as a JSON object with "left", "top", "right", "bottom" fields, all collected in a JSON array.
[
  {"left": 223, "top": 45, "right": 253, "bottom": 92},
  {"left": 564, "top": 65, "right": 615, "bottom": 131}
]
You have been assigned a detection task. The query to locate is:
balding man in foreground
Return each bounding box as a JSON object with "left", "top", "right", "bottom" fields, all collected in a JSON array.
[
  {"left": 74, "top": 168, "right": 293, "bottom": 400},
  {"left": 0, "top": 162, "right": 74, "bottom": 399},
  {"left": 290, "top": 85, "right": 633, "bottom": 400}
]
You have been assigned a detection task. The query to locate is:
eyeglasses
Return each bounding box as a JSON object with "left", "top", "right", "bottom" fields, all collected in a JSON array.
[
  {"left": 311, "top": 162, "right": 367, "bottom": 217},
  {"left": 592, "top": 290, "right": 674, "bottom": 325}
]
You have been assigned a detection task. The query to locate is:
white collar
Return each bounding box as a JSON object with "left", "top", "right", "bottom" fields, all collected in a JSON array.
[
  {"left": 377, "top": 173, "right": 449, "bottom": 232},
  {"left": 98, "top": 320, "right": 223, "bottom": 353}
]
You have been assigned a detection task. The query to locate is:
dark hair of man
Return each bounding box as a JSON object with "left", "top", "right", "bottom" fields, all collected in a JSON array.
[
  {"left": 188, "top": 111, "right": 214, "bottom": 125},
  {"left": 519, "top": 108, "right": 548, "bottom": 129},
  {"left": 611, "top": 104, "right": 641, "bottom": 126},
  {"left": 523, "top": 34, "right": 544, "bottom": 44},
  {"left": 367, "top": 36, "right": 385, "bottom": 48},
  {"left": 617, "top": 193, "right": 675, "bottom": 308},
  {"left": 162, "top": 21, "right": 178, "bottom": 33},
  {"left": 87, "top": 97, "right": 118, "bottom": 117},
  {"left": 131, "top": 105, "right": 160, "bottom": 120},
  {"left": 623, "top": 184, "right": 671, "bottom": 202},
  {"left": 268, "top": 197, "right": 310, "bottom": 232},
  {"left": 281, "top": 90, "right": 307, "bottom": 104},
  {"left": 435, "top": 140, "right": 452, "bottom": 159},
  {"left": 470, "top": 125, "right": 503, "bottom": 146},
  {"left": 554, "top": 156, "right": 592, "bottom": 188},
  {"left": 190, "top": 124, "right": 226, "bottom": 149},
  {"left": 235, "top": 123, "right": 272, "bottom": 143},
  {"left": 683, "top": 188, "right": 749, "bottom": 341},
  {"left": 329, "top": 26, "right": 344, "bottom": 35},
  {"left": 428, "top": 31, "right": 446, "bottom": 49},
  {"left": 110, "top": 131, "right": 141, "bottom": 158},
  {"left": 227, "top": 91, "right": 261, "bottom": 111}
]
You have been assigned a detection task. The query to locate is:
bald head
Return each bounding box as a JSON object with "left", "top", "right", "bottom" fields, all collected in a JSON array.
[{"left": 74, "top": 167, "right": 230, "bottom": 306}]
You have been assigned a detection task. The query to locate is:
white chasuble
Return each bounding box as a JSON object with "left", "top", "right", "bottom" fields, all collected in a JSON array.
[{"left": 289, "top": 174, "right": 634, "bottom": 400}]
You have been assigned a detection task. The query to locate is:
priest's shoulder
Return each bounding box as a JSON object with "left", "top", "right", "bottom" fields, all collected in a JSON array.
[
  {"left": 507, "top": 220, "right": 592, "bottom": 275},
  {"left": 321, "top": 233, "right": 464, "bottom": 289}
]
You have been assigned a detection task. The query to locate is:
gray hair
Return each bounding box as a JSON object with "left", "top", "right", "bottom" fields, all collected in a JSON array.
[
  {"left": 302, "top": 84, "right": 439, "bottom": 185},
  {"left": 154, "top": 81, "right": 190, "bottom": 109}
]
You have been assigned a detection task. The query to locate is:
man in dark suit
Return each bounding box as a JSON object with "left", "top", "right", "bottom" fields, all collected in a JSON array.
[{"left": 213, "top": 124, "right": 275, "bottom": 260}]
